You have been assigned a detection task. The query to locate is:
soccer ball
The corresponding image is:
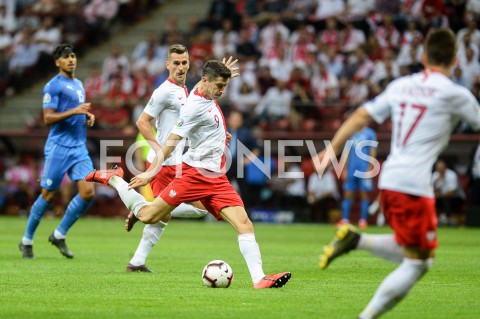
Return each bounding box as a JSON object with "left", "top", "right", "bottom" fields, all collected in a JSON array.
[{"left": 202, "top": 260, "right": 234, "bottom": 288}]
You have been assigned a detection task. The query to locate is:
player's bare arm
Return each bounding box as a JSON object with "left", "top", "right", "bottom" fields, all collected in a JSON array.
[
  {"left": 43, "top": 103, "right": 94, "bottom": 125},
  {"left": 128, "top": 133, "right": 183, "bottom": 189},
  {"left": 136, "top": 112, "right": 161, "bottom": 149},
  {"left": 317, "top": 107, "right": 373, "bottom": 167}
]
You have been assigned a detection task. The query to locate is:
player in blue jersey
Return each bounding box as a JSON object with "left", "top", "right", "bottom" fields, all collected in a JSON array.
[
  {"left": 19, "top": 43, "right": 96, "bottom": 259},
  {"left": 338, "top": 125, "right": 377, "bottom": 229}
]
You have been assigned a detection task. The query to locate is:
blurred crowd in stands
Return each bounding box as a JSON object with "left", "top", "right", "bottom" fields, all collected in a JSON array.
[
  {"left": 2, "top": 0, "right": 480, "bottom": 225},
  {"left": 0, "top": 0, "right": 158, "bottom": 100}
]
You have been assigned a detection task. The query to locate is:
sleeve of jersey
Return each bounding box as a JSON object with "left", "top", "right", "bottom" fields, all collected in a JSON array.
[
  {"left": 143, "top": 88, "right": 167, "bottom": 118},
  {"left": 42, "top": 83, "right": 59, "bottom": 109},
  {"left": 363, "top": 90, "right": 391, "bottom": 124},
  {"left": 171, "top": 101, "right": 202, "bottom": 138},
  {"left": 454, "top": 89, "right": 480, "bottom": 131}
]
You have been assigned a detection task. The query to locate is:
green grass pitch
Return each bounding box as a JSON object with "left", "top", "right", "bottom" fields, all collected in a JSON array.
[{"left": 1, "top": 216, "right": 479, "bottom": 319}]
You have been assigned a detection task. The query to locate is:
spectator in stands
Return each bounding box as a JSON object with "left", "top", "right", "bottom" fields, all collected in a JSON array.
[
  {"left": 102, "top": 44, "right": 130, "bottom": 81},
  {"left": 255, "top": 79, "right": 292, "bottom": 125},
  {"left": 375, "top": 14, "right": 401, "bottom": 51},
  {"left": 235, "top": 28, "right": 261, "bottom": 61},
  {"left": 370, "top": 48, "right": 400, "bottom": 88},
  {"left": 256, "top": 65, "right": 276, "bottom": 95},
  {"left": 307, "top": 167, "right": 340, "bottom": 223},
  {"left": 189, "top": 30, "right": 213, "bottom": 67},
  {"left": 312, "top": 0, "right": 345, "bottom": 27},
  {"left": 466, "top": 0, "right": 480, "bottom": 20},
  {"left": 260, "top": 46, "right": 293, "bottom": 82},
  {"left": 84, "top": 0, "right": 119, "bottom": 44},
  {"left": 213, "top": 19, "right": 238, "bottom": 58},
  {"left": 258, "top": 12, "right": 289, "bottom": 56},
  {"left": 339, "top": 21, "right": 366, "bottom": 54},
  {"left": 8, "top": 31, "right": 39, "bottom": 92},
  {"left": 319, "top": 17, "right": 341, "bottom": 51},
  {"left": 433, "top": 159, "right": 466, "bottom": 226},
  {"left": 34, "top": 16, "right": 61, "bottom": 75},
  {"left": 457, "top": 46, "right": 480, "bottom": 90},
  {"left": 84, "top": 63, "right": 104, "bottom": 102},
  {"left": 271, "top": 159, "right": 308, "bottom": 222},
  {"left": 204, "top": 0, "right": 236, "bottom": 30},
  {"left": 0, "top": 25, "right": 12, "bottom": 52},
  {"left": 231, "top": 80, "right": 261, "bottom": 115},
  {"left": 132, "top": 45, "right": 165, "bottom": 78},
  {"left": 132, "top": 31, "right": 163, "bottom": 61},
  {"left": 311, "top": 60, "right": 339, "bottom": 106},
  {"left": 159, "top": 15, "right": 183, "bottom": 45},
  {"left": 61, "top": 3, "right": 88, "bottom": 49},
  {"left": 319, "top": 46, "right": 344, "bottom": 78},
  {"left": 4, "top": 154, "right": 37, "bottom": 216},
  {"left": 0, "top": 3, "right": 16, "bottom": 34}
]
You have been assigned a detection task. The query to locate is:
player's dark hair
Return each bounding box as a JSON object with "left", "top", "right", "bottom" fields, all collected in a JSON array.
[
  {"left": 202, "top": 60, "right": 231, "bottom": 81},
  {"left": 53, "top": 43, "right": 74, "bottom": 60},
  {"left": 168, "top": 44, "right": 188, "bottom": 58},
  {"left": 424, "top": 28, "right": 456, "bottom": 67}
]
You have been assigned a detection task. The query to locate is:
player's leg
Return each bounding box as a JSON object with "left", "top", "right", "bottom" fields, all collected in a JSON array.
[
  {"left": 357, "top": 190, "right": 437, "bottom": 318},
  {"left": 19, "top": 188, "right": 57, "bottom": 259},
  {"left": 358, "top": 248, "right": 434, "bottom": 319},
  {"left": 20, "top": 143, "right": 64, "bottom": 258},
  {"left": 220, "top": 206, "right": 291, "bottom": 289},
  {"left": 340, "top": 190, "right": 354, "bottom": 225},
  {"left": 48, "top": 180, "right": 94, "bottom": 258},
  {"left": 170, "top": 201, "right": 208, "bottom": 218},
  {"left": 358, "top": 178, "right": 373, "bottom": 228},
  {"left": 49, "top": 152, "right": 95, "bottom": 258}
]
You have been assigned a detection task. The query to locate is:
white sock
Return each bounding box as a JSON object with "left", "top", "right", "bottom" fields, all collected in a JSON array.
[
  {"left": 53, "top": 229, "right": 66, "bottom": 239},
  {"left": 238, "top": 233, "right": 266, "bottom": 283},
  {"left": 359, "top": 258, "right": 433, "bottom": 319},
  {"left": 171, "top": 203, "right": 208, "bottom": 218},
  {"left": 22, "top": 237, "right": 33, "bottom": 245},
  {"left": 357, "top": 234, "right": 403, "bottom": 263},
  {"left": 130, "top": 221, "right": 167, "bottom": 266},
  {"left": 109, "top": 176, "right": 148, "bottom": 216}
]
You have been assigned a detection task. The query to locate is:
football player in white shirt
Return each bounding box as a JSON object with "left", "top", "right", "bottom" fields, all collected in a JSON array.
[
  {"left": 316, "top": 28, "right": 480, "bottom": 318},
  {"left": 124, "top": 45, "right": 239, "bottom": 272},
  {"left": 86, "top": 60, "right": 291, "bottom": 289}
]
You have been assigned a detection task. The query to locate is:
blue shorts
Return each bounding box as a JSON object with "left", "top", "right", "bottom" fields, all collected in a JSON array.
[
  {"left": 343, "top": 174, "right": 373, "bottom": 192},
  {"left": 40, "top": 141, "right": 94, "bottom": 191}
]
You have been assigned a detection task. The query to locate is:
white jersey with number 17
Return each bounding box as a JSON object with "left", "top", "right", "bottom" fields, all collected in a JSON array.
[{"left": 364, "top": 71, "right": 480, "bottom": 198}]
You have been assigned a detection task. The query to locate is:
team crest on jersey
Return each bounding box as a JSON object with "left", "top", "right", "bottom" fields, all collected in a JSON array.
[
  {"left": 169, "top": 189, "right": 177, "bottom": 198},
  {"left": 43, "top": 93, "right": 51, "bottom": 103},
  {"left": 176, "top": 118, "right": 184, "bottom": 127}
]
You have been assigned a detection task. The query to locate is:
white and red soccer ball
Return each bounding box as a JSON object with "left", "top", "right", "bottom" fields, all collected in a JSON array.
[{"left": 202, "top": 260, "right": 234, "bottom": 288}]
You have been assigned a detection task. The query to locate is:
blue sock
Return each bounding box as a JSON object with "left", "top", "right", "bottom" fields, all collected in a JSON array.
[
  {"left": 55, "top": 195, "right": 91, "bottom": 236},
  {"left": 24, "top": 195, "right": 50, "bottom": 240},
  {"left": 342, "top": 198, "right": 353, "bottom": 220},
  {"left": 360, "top": 199, "right": 370, "bottom": 220}
]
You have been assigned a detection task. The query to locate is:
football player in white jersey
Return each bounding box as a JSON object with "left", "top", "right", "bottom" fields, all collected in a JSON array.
[
  {"left": 124, "top": 45, "right": 238, "bottom": 272},
  {"left": 86, "top": 60, "right": 291, "bottom": 289},
  {"left": 317, "top": 28, "right": 480, "bottom": 318}
]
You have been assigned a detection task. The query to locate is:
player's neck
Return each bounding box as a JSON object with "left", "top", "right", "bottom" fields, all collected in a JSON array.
[
  {"left": 59, "top": 70, "right": 75, "bottom": 80},
  {"left": 167, "top": 77, "right": 185, "bottom": 87},
  {"left": 424, "top": 66, "right": 450, "bottom": 77}
]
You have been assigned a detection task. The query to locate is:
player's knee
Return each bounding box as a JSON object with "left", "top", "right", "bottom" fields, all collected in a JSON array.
[{"left": 41, "top": 189, "right": 56, "bottom": 202}]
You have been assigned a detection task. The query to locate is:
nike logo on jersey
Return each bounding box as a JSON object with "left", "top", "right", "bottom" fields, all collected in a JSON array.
[
  {"left": 208, "top": 107, "right": 213, "bottom": 112},
  {"left": 178, "top": 96, "right": 183, "bottom": 100}
]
